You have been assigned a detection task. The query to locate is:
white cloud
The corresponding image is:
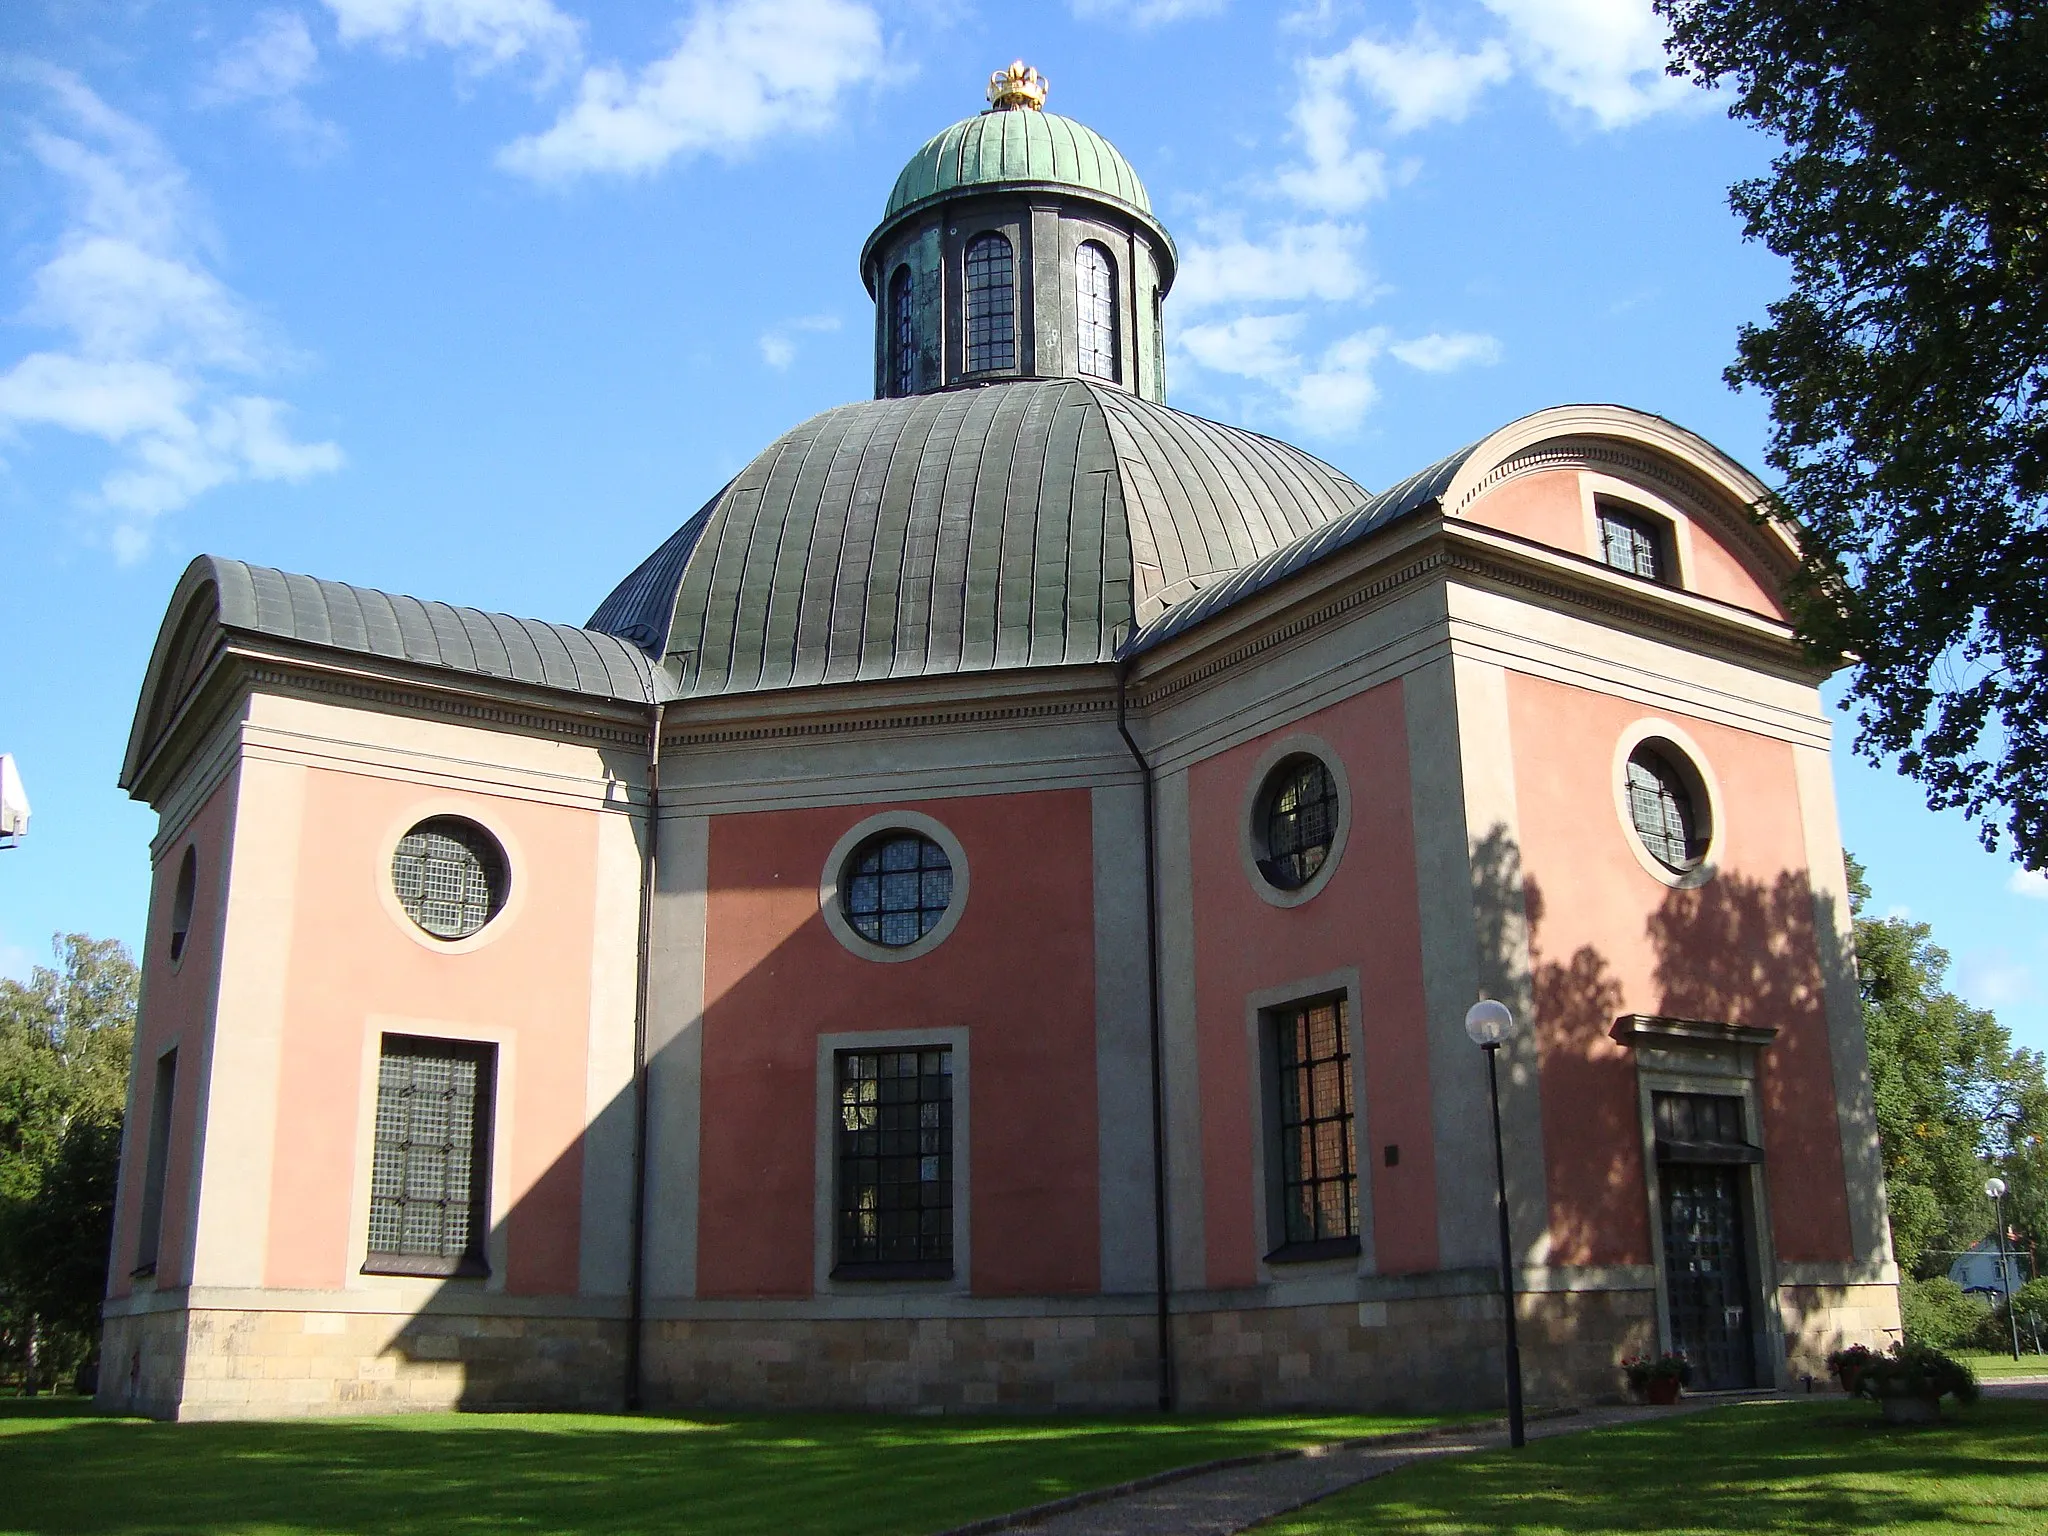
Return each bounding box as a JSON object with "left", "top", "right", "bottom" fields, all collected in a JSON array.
[
  {"left": 1177, "top": 315, "right": 1389, "bottom": 436},
  {"left": 202, "top": 11, "right": 345, "bottom": 156},
  {"left": 2009, "top": 868, "right": 2048, "bottom": 901},
  {"left": 1308, "top": 26, "right": 1513, "bottom": 139},
  {"left": 1480, "top": 0, "right": 1693, "bottom": 127},
  {"left": 1175, "top": 220, "right": 1371, "bottom": 312},
  {"left": 758, "top": 312, "right": 839, "bottom": 370},
  {"left": 1389, "top": 330, "right": 1502, "bottom": 371},
  {"left": 0, "top": 67, "right": 341, "bottom": 556},
  {"left": 323, "top": 0, "right": 582, "bottom": 76},
  {"left": 1959, "top": 950, "right": 2036, "bottom": 1010},
  {"left": 1069, "top": 0, "right": 1226, "bottom": 25},
  {"left": 499, "top": 0, "right": 885, "bottom": 181}
]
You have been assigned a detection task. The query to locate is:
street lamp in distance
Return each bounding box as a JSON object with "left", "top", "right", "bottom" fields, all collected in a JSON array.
[
  {"left": 1466, "top": 998, "right": 1526, "bottom": 1449},
  {"left": 1987, "top": 1176, "right": 2021, "bottom": 1362}
]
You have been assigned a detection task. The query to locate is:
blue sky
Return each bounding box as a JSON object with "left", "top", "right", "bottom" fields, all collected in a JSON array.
[{"left": 3, "top": 0, "right": 2043, "bottom": 1055}]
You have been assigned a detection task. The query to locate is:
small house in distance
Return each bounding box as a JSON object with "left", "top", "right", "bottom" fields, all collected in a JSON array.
[{"left": 103, "top": 63, "right": 1900, "bottom": 1419}]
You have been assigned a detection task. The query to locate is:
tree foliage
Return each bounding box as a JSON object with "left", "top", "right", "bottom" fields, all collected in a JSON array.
[
  {"left": 1847, "top": 857, "right": 2048, "bottom": 1278},
  {"left": 0, "top": 935, "right": 136, "bottom": 1389},
  {"left": 1657, "top": 0, "right": 2048, "bottom": 865}
]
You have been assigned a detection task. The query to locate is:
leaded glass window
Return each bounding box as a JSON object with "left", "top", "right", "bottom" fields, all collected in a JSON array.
[
  {"left": 366, "top": 1037, "right": 492, "bottom": 1276},
  {"left": 890, "top": 264, "right": 916, "bottom": 397},
  {"left": 1259, "top": 756, "right": 1340, "bottom": 891},
  {"left": 1077, "top": 242, "right": 1117, "bottom": 381},
  {"left": 1273, "top": 999, "right": 1357, "bottom": 1248},
  {"left": 392, "top": 817, "right": 506, "bottom": 940},
  {"left": 1599, "top": 506, "right": 1667, "bottom": 582},
  {"left": 964, "top": 232, "right": 1014, "bottom": 373},
  {"left": 835, "top": 1048, "right": 952, "bottom": 1276},
  {"left": 840, "top": 831, "right": 953, "bottom": 947},
  {"left": 1626, "top": 746, "right": 1707, "bottom": 872}
]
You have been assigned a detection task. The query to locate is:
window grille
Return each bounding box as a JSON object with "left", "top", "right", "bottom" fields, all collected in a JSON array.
[
  {"left": 890, "top": 265, "right": 916, "bottom": 396},
  {"left": 835, "top": 1048, "right": 953, "bottom": 1276},
  {"left": 1259, "top": 756, "right": 1340, "bottom": 890},
  {"left": 1273, "top": 999, "right": 1357, "bottom": 1248},
  {"left": 964, "top": 233, "right": 1015, "bottom": 373},
  {"left": 1076, "top": 242, "right": 1117, "bottom": 380},
  {"left": 366, "top": 1036, "right": 492, "bottom": 1276},
  {"left": 1626, "top": 746, "right": 1706, "bottom": 872},
  {"left": 1653, "top": 1091, "right": 1755, "bottom": 1159},
  {"left": 841, "top": 831, "right": 953, "bottom": 947},
  {"left": 392, "top": 817, "right": 506, "bottom": 940},
  {"left": 1599, "top": 507, "right": 1667, "bottom": 581}
]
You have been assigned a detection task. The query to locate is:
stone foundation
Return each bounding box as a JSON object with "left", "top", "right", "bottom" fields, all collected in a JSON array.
[
  {"left": 1778, "top": 1283, "right": 1904, "bottom": 1380},
  {"left": 99, "top": 1284, "right": 1695, "bottom": 1420}
]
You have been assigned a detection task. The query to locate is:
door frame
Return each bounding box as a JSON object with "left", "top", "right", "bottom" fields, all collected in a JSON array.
[{"left": 1613, "top": 1015, "right": 1786, "bottom": 1389}]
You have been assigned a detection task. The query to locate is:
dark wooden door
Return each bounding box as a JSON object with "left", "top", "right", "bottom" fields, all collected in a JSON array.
[{"left": 1660, "top": 1162, "right": 1758, "bottom": 1389}]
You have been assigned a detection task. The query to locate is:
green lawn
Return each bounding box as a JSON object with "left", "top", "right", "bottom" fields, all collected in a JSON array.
[
  {"left": 1951, "top": 1349, "right": 2048, "bottom": 1380},
  {"left": 1256, "top": 1397, "right": 2048, "bottom": 1535},
  {"left": 0, "top": 1398, "right": 1451, "bottom": 1536}
]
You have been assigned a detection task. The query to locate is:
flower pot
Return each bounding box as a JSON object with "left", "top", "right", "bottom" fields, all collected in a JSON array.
[
  {"left": 1879, "top": 1394, "right": 1940, "bottom": 1425},
  {"left": 1647, "top": 1377, "right": 1682, "bottom": 1405}
]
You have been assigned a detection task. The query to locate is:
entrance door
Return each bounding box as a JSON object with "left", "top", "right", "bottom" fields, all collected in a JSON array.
[{"left": 1660, "top": 1162, "right": 1758, "bottom": 1389}]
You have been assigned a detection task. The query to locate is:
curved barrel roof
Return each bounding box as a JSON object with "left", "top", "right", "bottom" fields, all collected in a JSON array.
[{"left": 587, "top": 379, "right": 1366, "bottom": 697}]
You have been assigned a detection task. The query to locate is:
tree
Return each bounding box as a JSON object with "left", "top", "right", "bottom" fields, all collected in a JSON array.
[
  {"left": 1657, "top": 0, "right": 2048, "bottom": 867},
  {"left": 0, "top": 935, "right": 136, "bottom": 1390},
  {"left": 1846, "top": 858, "right": 2048, "bottom": 1278}
]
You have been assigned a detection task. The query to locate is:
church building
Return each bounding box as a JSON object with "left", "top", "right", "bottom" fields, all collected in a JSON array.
[{"left": 102, "top": 64, "right": 1900, "bottom": 1419}]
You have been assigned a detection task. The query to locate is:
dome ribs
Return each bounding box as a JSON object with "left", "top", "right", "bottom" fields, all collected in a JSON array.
[
  {"left": 820, "top": 403, "right": 904, "bottom": 686},
  {"left": 960, "top": 381, "right": 1035, "bottom": 672},
  {"left": 856, "top": 397, "right": 944, "bottom": 683},
  {"left": 924, "top": 385, "right": 1007, "bottom": 677},
  {"left": 893, "top": 389, "right": 975, "bottom": 678},
  {"left": 992, "top": 382, "right": 1059, "bottom": 669},
  {"left": 778, "top": 407, "right": 868, "bottom": 691}
]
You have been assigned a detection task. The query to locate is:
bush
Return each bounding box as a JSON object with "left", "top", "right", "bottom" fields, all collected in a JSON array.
[
  {"left": 2016, "top": 1277, "right": 2048, "bottom": 1320},
  {"left": 1901, "top": 1275, "right": 1993, "bottom": 1348},
  {"left": 1855, "top": 1342, "right": 1980, "bottom": 1405}
]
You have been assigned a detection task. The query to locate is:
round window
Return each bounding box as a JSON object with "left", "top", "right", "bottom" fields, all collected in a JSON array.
[
  {"left": 841, "top": 831, "right": 954, "bottom": 948},
  {"left": 1624, "top": 745, "right": 1709, "bottom": 874},
  {"left": 1257, "top": 755, "right": 1340, "bottom": 891},
  {"left": 392, "top": 817, "right": 508, "bottom": 940},
  {"left": 168, "top": 844, "right": 197, "bottom": 962}
]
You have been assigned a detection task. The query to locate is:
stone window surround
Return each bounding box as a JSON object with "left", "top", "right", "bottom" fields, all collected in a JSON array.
[
  {"left": 1575, "top": 472, "right": 1698, "bottom": 591},
  {"left": 1609, "top": 718, "right": 1723, "bottom": 891},
  {"left": 1241, "top": 968, "right": 1374, "bottom": 1287},
  {"left": 813, "top": 1025, "right": 972, "bottom": 1300},
  {"left": 1237, "top": 733, "right": 1353, "bottom": 909},
  {"left": 374, "top": 795, "right": 527, "bottom": 957},
  {"left": 1611, "top": 1013, "right": 1786, "bottom": 1382},
  {"left": 346, "top": 1013, "right": 518, "bottom": 1297},
  {"left": 819, "top": 809, "right": 971, "bottom": 964}
]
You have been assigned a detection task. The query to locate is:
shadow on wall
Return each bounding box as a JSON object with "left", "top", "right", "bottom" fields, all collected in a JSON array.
[{"left": 1466, "top": 822, "right": 1857, "bottom": 1272}]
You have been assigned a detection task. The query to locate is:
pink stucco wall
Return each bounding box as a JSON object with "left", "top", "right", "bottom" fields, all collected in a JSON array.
[
  {"left": 696, "top": 790, "right": 1100, "bottom": 1300},
  {"left": 108, "top": 777, "right": 236, "bottom": 1299},
  {"left": 1504, "top": 673, "right": 1853, "bottom": 1267},
  {"left": 1185, "top": 680, "right": 1439, "bottom": 1288},
  {"left": 1460, "top": 468, "right": 1787, "bottom": 620},
  {"left": 261, "top": 769, "right": 603, "bottom": 1294}
]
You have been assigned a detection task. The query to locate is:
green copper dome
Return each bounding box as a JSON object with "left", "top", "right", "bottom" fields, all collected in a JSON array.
[{"left": 883, "top": 110, "right": 1151, "bottom": 222}]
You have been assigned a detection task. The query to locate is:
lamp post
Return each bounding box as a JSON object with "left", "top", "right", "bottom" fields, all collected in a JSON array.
[
  {"left": 1466, "top": 999, "right": 1526, "bottom": 1449},
  {"left": 1987, "top": 1176, "right": 2021, "bottom": 1362}
]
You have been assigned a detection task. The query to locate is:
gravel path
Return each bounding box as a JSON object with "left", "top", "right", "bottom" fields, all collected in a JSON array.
[{"left": 941, "top": 1397, "right": 1745, "bottom": 1536}]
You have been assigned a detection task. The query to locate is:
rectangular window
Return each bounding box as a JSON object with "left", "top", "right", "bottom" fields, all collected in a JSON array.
[
  {"left": 364, "top": 1036, "right": 493, "bottom": 1277},
  {"left": 1652, "top": 1090, "right": 1760, "bottom": 1164},
  {"left": 1598, "top": 505, "right": 1668, "bottom": 582},
  {"left": 1268, "top": 997, "right": 1359, "bottom": 1260},
  {"left": 133, "top": 1048, "right": 177, "bottom": 1277},
  {"left": 834, "top": 1047, "right": 953, "bottom": 1279}
]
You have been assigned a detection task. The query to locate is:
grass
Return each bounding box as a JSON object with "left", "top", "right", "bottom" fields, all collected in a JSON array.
[
  {"left": 1951, "top": 1349, "right": 2048, "bottom": 1380},
  {"left": 0, "top": 1397, "right": 1456, "bottom": 1536},
  {"left": 1255, "top": 1396, "right": 2048, "bottom": 1535}
]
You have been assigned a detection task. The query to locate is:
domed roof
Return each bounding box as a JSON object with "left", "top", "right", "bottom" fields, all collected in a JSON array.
[
  {"left": 883, "top": 110, "right": 1151, "bottom": 223},
  {"left": 588, "top": 380, "right": 1366, "bottom": 698}
]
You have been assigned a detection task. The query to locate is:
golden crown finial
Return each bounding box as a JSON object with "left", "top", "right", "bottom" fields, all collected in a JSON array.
[{"left": 987, "top": 61, "right": 1048, "bottom": 112}]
